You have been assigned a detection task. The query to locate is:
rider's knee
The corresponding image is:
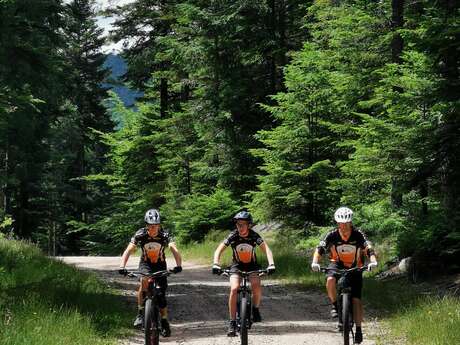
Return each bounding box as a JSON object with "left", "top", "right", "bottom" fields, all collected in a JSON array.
[
  {"left": 230, "top": 286, "right": 239, "bottom": 295},
  {"left": 352, "top": 297, "right": 362, "bottom": 304},
  {"left": 326, "top": 276, "right": 336, "bottom": 285},
  {"left": 140, "top": 278, "right": 149, "bottom": 290},
  {"left": 251, "top": 282, "right": 261, "bottom": 292},
  {"left": 250, "top": 276, "right": 261, "bottom": 287}
]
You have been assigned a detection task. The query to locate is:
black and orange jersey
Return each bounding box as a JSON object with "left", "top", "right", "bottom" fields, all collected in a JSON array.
[
  {"left": 317, "top": 227, "right": 375, "bottom": 268},
  {"left": 223, "top": 229, "right": 264, "bottom": 266},
  {"left": 130, "top": 228, "right": 173, "bottom": 267}
]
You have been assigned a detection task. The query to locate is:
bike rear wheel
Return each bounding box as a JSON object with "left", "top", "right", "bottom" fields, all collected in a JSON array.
[
  {"left": 144, "top": 298, "right": 160, "bottom": 345},
  {"left": 342, "top": 293, "right": 352, "bottom": 345},
  {"left": 240, "top": 296, "right": 248, "bottom": 345}
]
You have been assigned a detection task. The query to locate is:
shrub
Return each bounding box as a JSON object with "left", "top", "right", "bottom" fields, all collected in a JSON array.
[{"left": 165, "top": 188, "right": 240, "bottom": 243}]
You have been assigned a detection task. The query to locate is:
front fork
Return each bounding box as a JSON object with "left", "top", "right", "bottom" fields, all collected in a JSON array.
[
  {"left": 144, "top": 285, "right": 162, "bottom": 331},
  {"left": 236, "top": 290, "right": 253, "bottom": 330},
  {"left": 337, "top": 292, "right": 354, "bottom": 328}
]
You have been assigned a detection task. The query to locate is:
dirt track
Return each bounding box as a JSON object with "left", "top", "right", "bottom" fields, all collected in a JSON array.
[{"left": 59, "top": 257, "right": 378, "bottom": 345}]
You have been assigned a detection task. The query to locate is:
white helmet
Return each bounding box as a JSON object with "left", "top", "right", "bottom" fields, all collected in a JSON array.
[
  {"left": 144, "top": 209, "right": 161, "bottom": 224},
  {"left": 334, "top": 207, "right": 353, "bottom": 223}
]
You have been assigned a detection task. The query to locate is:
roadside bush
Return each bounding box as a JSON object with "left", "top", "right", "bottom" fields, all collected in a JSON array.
[{"left": 164, "top": 188, "right": 240, "bottom": 243}]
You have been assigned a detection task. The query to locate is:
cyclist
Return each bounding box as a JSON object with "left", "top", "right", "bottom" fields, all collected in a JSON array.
[
  {"left": 212, "top": 210, "right": 276, "bottom": 337},
  {"left": 311, "top": 207, "right": 377, "bottom": 344},
  {"left": 118, "top": 208, "right": 182, "bottom": 337}
]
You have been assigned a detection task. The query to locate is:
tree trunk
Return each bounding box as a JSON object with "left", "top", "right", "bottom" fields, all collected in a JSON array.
[
  {"left": 181, "top": 73, "right": 190, "bottom": 102},
  {"left": 278, "top": 0, "right": 287, "bottom": 68},
  {"left": 17, "top": 181, "right": 28, "bottom": 238},
  {"left": 2, "top": 149, "right": 9, "bottom": 214},
  {"left": 160, "top": 78, "right": 168, "bottom": 118},
  {"left": 185, "top": 157, "right": 191, "bottom": 195},
  {"left": 269, "top": 0, "right": 277, "bottom": 93},
  {"left": 390, "top": 0, "right": 405, "bottom": 209},
  {"left": 420, "top": 181, "right": 428, "bottom": 216},
  {"left": 391, "top": 0, "right": 405, "bottom": 64},
  {"left": 439, "top": 0, "right": 460, "bottom": 225}
]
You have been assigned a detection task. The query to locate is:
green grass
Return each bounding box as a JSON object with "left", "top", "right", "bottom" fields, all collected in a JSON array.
[
  {"left": 180, "top": 230, "right": 233, "bottom": 265},
  {"left": 0, "top": 237, "right": 132, "bottom": 345},
  {"left": 387, "top": 296, "right": 460, "bottom": 345},
  {"left": 365, "top": 277, "right": 460, "bottom": 345}
]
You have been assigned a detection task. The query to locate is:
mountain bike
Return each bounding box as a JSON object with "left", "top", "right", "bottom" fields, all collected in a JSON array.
[
  {"left": 320, "top": 266, "right": 367, "bottom": 345},
  {"left": 221, "top": 268, "right": 267, "bottom": 345},
  {"left": 126, "top": 270, "right": 171, "bottom": 345}
]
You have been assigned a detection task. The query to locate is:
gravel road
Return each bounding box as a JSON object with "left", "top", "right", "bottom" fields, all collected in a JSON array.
[{"left": 59, "top": 256, "right": 378, "bottom": 345}]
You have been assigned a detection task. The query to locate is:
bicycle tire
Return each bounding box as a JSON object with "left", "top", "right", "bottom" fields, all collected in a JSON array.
[
  {"left": 342, "top": 293, "right": 351, "bottom": 345},
  {"left": 144, "top": 298, "right": 160, "bottom": 345},
  {"left": 240, "top": 296, "right": 248, "bottom": 345}
]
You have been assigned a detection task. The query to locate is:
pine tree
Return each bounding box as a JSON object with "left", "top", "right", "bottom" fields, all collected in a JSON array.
[
  {"left": 42, "top": 0, "right": 114, "bottom": 253},
  {"left": 0, "top": 0, "right": 66, "bottom": 239}
]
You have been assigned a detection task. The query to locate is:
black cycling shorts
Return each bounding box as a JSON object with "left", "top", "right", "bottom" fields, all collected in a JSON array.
[
  {"left": 229, "top": 262, "right": 261, "bottom": 274},
  {"left": 326, "top": 262, "right": 363, "bottom": 299},
  {"left": 138, "top": 262, "right": 168, "bottom": 308}
]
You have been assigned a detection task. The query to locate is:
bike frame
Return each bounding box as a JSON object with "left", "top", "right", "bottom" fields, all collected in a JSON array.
[
  {"left": 127, "top": 270, "right": 171, "bottom": 345},
  {"left": 321, "top": 266, "right": 366, "bottom": 345}
]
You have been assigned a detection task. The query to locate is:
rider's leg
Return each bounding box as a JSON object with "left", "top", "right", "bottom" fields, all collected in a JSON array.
[
  {"left": 250, "top": 275, "right": 262, "bottom": 322},
  {"left": 326, "top": 263, "right": 340, "bottom": 320},
  {"left": 326, "top": 276, "right": 337, "bottom": 303},
  {"left": 352, "top": 272, "right": 364, "bottom": 343},
  {"left": 133, "top": 278, "right": 148, "bottom": 327},
  {"left": 157, "top": 276, "right": 168, "bottom": 318},
  {"left": 352, "top": 298, "right": 363, "bottom": 326},
  {"left": 137, "top": 279, "right": 146, "bottom": 306},
  {"left": 138, "top": 277, "right": 149, "bottom": 307},
  {"left": 229, "top": 274, "right": 240, "bottom": 320},
  {"left": 227, "top": 275, "right": 240, "bottom": 336},
  {"left": 249, "top": 275, "right": 262, "bottom": 307},
  {"left": 351, "top": 272, "right": 364, "bottom": 326},
  {"left": 326, "top": 276, "right": 339, "bottom": 319},
  {"left": 353, "top": 298, "right": 364, "bottom": 343}
]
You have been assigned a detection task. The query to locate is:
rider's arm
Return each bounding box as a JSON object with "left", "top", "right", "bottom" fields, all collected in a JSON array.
[
  {"left": 313, "top": 233, "right": 331, "bottom": 264},
  {"left": 213, "top": 242, "right": 227, "bottom": 264},
  {"left": 358, "top": 229, "right": 376, "bottom": 261},
  {"left": 357, "top": 229, "right": 378, "bottom": 270},
  {"left": 369, "top": 254, "right": 377, "bottom": 264},
  {"left": 312, "top": 248, "right": 322, "bottom": 264},
  {"left": 169, "top": 242, "right": 182, "bottom": 267},
  {"left": 120, "top": 243, "right": 137, "bottom": 268},
  {"left": 259, "top": 242, "right": 275, "bottom": 266}
]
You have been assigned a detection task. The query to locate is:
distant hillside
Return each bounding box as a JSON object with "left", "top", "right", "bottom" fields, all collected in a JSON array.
[{"left": 103, "top": 53, "right": 142, "bottom": 109}]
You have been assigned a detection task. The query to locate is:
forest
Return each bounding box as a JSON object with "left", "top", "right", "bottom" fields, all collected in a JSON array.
[{"left": 0, "top": 0, "right": 459, "bottom": 273}]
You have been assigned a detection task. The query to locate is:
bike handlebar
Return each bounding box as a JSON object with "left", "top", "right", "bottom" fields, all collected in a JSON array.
[
  {"left": 126, "top": 269, "right": 172, "bottom": 279},
  {"left": 319, "top": 266, "right": 367, "bottom": 274},
  {"left": 220, "top": 268, "right": 268, "bottom": 277}
]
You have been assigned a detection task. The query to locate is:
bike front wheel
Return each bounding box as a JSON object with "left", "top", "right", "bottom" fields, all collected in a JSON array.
[
  {"left": 144, "top": 298, "right": 160, "bottom": 345},
  {"left": 342, "top": 293, "right": 352, "bottom": 345},
  {"left": 240, "top": 296, "right": 248, "bottom": 345}
]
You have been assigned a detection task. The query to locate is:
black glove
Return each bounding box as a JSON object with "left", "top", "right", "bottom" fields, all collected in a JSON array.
[
  {"left": 171, "top": 266, "right": 182, "bottom": 274},
  {"left": 118, "top": 268, "right": 127, "bottom": 276},
  {"left": 267, "top": 264, "right": 276, "bottom": 275},
  {"left": 212, "top": 264, "right": 222, "bottom": 275}
]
